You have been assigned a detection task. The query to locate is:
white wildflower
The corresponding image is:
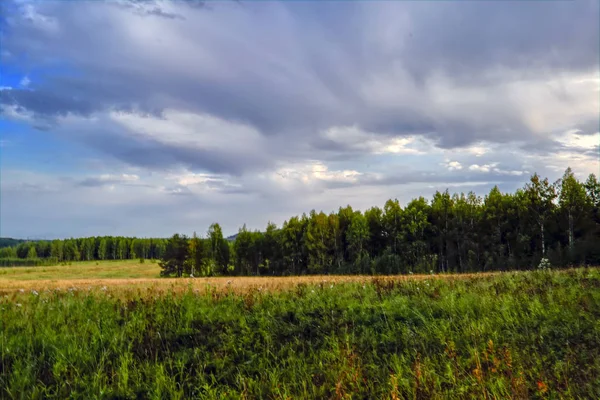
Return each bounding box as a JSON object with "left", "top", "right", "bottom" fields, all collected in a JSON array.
[
  {"left": 15, "top": 303, "right": 22, "bottom": 307},
  {"left": 31, "top": 290, "right": 39, "bottom": 296}
]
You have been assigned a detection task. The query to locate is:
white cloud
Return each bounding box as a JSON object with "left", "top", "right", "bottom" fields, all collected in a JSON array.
[
  {"left": 468, "top": 163, "right": 527, "bottom": 176},
  {"left": 20, "top": 76, "right": 31, "bottom": 87},
  {"left": 110, "top": 109, "right": 266, "bottom": 154},
  {"left": 469, "top": 163, "right": 496, "bottom": 173},
  {"left": 557, "top": 130, "right": 599, "bottom": 150},
  {"left": 321, "top": 125, "right": 433, "bottom": 155},
  {"left": 98, "top": 173, "right": 139, "bottom": 182},
  {"left": 270, "top": 161, "right": 363, "bottom": 190},
  {"left": 444, "top": 161, "right": 463, "bottom": 171}
]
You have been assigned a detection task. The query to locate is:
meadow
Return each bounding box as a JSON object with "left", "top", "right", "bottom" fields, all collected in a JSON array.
[{"left": 1, "top": 266, "right": 599, "bottom": 399}]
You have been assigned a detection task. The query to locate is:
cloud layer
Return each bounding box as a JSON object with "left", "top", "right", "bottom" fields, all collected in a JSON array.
[{"left": 1, "top": 0, "right": 598, "bottom": 237}]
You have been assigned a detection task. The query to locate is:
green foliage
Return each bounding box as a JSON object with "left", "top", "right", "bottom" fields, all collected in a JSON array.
[
  {"left": 159, "top": 234, "right": 189, "bottom": 277},
  {"left": 26, "top": 246, "right": 37, "bottom": 259},
  {"left": 2, "top": 269, "right": 599, "bottom": 398},
  {"left": 0, "top": 247, "right": 17, "bottom": 259},
  {"left": 0, "top": 237, "right": 27, "bottom": 248},
  {"left": 0, "top": 257, "right": 58, "bottom": 267}
]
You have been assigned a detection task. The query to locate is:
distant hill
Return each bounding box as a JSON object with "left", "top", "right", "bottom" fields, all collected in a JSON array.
[{"left": 0, "top": 238, "right": 27, "bottom": 248}]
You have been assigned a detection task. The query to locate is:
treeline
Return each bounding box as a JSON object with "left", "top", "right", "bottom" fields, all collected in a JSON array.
[
  {"left": 0, "top": 258, "right": 59, "bottom": 267},
  {"left": 0, "top": 237, "right": 168, "bottom": 263},
  {"left": 0, "top": 238, "right": 27, "bottom": 249},
  {"left": 161, "top": 168, "right": 600, "bottom": 277}
]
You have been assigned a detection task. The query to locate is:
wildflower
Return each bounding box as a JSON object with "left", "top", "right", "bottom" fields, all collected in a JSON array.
[
  {"left": 227, "top": 280, "right": 232, "bottom": 285},
  {"left": 537, "top": 381, "right": 548, "bottom": 394},
  {"left": 15, "top": 303, "right": 22, "bottom": 307},
  {"left": 101, "top": 286, "right": 107, "bottom": 291},
  {"left": 19, "top": 289, "right": 24, "bottom": 293},
  {"left": 330, "top": 284, "right": 334, "bottom": 289},
  {"left": 31, "top": 290, "right": 39, "bottom": 296}
]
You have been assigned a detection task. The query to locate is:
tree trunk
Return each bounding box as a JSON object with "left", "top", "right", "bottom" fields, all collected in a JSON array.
[
  {"left": 568, "top": 210, "right": 574, "bottom": 252},
  {"left": 540, "top": 221, "right": 546, "bottom": 257}
]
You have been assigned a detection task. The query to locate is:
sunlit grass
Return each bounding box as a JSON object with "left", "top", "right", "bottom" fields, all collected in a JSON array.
[{"left": 0, "top": 260, "right": 161, "bottom": 281}]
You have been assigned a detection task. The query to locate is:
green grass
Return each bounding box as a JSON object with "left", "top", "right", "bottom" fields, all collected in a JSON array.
[
  {"left": 0, "top": 260, "right": 161, "bottom": 281},
  {"left": 1, "top": 268, "right": 599, "bottom": 399}
]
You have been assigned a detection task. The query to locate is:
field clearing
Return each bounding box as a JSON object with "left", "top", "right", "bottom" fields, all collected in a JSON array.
[
  {"left": 0, "top": 259, "right": 161, "bottom": 281},
  {"left": 0, "top": 259, "right": 508, "bottom": 294}
]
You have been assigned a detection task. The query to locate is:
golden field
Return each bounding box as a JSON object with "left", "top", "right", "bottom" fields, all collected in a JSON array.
[{"left": 0, "top": 259, "right": 499, "bottom": 295}]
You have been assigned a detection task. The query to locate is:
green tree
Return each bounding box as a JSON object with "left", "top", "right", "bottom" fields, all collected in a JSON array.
[
  {"left": 383, "top": 199, "right": 402, "bottom": 255},
  {"left": 187, "top": 232, "right": 207, "bottom": 276},
  {"left": 208, "top": 223, "right": 229, "bottom": 274},
  {"left": 0, "top": 247, "right": 17, "bottom": 258},
  {"left": 558, "top": 168, "right": 589, "bottom": 253},
  {"left": 305, "top": 211, "right": 333, "bottom": 273},
  {"left": 365, "top": 206, "right": 385, "bottom": 258},
  {"left": 27, "top": 246, "right": 38, "bottom": 259},
  {"left": 524, "top": 173, "right": 557, "bottom": 258},
  {"left": 346, "top": 211, "right": 369, "bottom": 270},
  {"left": 98, "top": 239, "right": 108, "bottom": 260},
  {"left": 159, "top": 234, "right": 189, "bottom": 277},
  {"left": 50, "top": 240, "right": 64, "bottom": 261}
]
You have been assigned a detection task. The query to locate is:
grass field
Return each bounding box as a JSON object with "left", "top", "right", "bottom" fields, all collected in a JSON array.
[
  {"left": 0, "top": 260, "right": 496, "bottom": 294},
  {"left": 1, "top": 266, "right": 599, "bottom": 398},
  {"left": 0, "top": 260, "right": 162, "bottom": 281}
]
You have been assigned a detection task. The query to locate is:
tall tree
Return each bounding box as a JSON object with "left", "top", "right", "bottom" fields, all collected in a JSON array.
[
  {"left": 27, "top": 246, "right": 38, "bottom": 259},
  {"left": 524, "top": 173, "right": 557, "bottom": 258},
  {"left": 557, "top": 167, "right": 589, "bottom": 253},
  {"left": 159, "top": 234, "right": 189, "bottom": 277},
  {"left": 187, "top": 231, "right": 206, "bottom": 276}
]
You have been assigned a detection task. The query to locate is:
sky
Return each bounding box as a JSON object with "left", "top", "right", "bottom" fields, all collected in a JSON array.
[{"left": 0, "top": 0, "right": 599, "bottom": 239}]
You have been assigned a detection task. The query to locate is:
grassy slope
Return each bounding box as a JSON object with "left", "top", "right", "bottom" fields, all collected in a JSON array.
[{"left": 1, "top": 268, "right": 599, "bottom": 399}]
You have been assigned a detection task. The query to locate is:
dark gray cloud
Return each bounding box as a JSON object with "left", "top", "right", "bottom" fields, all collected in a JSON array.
[
  {"left": 395, "top": 1, "right": 599, "bottom": 79},
  {"left": 2, "top": 1, "right": 597, "bottom": 133}
]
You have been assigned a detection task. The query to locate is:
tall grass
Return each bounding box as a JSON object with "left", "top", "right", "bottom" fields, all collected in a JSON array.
[{"left": 1, "top": 268, "right": 599, "bottom": 399}]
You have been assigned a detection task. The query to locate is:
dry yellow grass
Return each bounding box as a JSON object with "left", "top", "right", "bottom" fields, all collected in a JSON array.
[
  {"left": 0, "top": 258, "right": 499, "bottom": 296},
  {"left": 0, "top": 260, "right": 161, "bottom": 281}
]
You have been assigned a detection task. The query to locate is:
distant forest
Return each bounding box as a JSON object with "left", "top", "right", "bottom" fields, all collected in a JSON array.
[{"left": 2, "top": 168, "right": 599, "bottom": 274}]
